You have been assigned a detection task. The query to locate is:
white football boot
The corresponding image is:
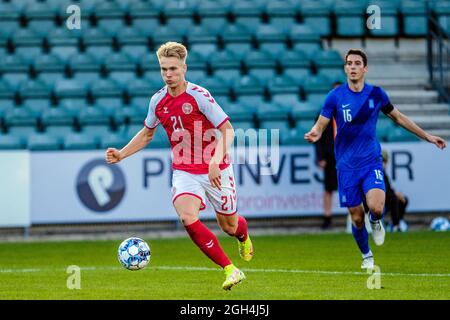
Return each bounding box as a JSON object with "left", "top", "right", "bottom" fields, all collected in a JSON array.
[
  {"left": 370, "top": 218, "right": 385, "bottom": 246},
  {"left": 361, "top": 255, "right": 375, "bottom": 269}
]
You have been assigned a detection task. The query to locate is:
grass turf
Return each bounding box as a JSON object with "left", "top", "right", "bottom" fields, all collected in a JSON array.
[{"left": 0, "top": 231, "right": 448, "bottom": 300}]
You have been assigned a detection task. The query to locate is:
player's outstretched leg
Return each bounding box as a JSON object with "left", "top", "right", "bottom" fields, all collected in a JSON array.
[
  {"left": 368, "top": 211, "right": 386, "bottom": 246},
  {"left": 222, "top": 264, "right": 246, "bottom": 290},
  {"left": 349, "top": 206, "right": 374, "bottom": 269},
  {"left": 366, "top": 189, "right": 386, "bottom": 246},
  {"left": 217, "top": 213, "right": 253, "bottom": 262}
]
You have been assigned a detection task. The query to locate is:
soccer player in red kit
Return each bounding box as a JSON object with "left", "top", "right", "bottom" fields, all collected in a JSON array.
[{"left": 105, "top": 42, "right": 252, "bottom": 290}]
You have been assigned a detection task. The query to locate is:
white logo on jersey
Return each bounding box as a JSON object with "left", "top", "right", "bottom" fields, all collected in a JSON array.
[
  {"left": 342, "top": 103, "right": 351, "bottom": 108},
  {"left": 163, "top": 106, "right": 169, "bottom": 114},
  {"left": 182, "top": 103, "right": 193, "bottom": 114}
]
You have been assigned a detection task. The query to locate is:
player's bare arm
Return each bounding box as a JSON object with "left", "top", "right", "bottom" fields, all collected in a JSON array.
[
  {"left": 105, "top": 126, "right": 157, "bottom": 164},
  {"left": 209, "top": 121, "right": 235, "bottom": 190},
  {"left": 304, "top": 115, "right": 331, "bottom": 143},
  {"left": 386, "top": 108, "right": 447, "bottom": 150}
]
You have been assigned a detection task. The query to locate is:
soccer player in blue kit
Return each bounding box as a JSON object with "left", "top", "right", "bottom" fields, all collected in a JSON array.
[{"left": 305, "top": 49, "right": 447, "bottom": 268}]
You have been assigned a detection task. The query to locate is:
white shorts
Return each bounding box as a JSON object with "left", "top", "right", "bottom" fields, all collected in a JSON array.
[{"left": 171, "top": 165, "right": 237, "bottom": 215}]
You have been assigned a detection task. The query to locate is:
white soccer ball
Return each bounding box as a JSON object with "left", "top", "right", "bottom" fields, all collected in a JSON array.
[
  {"left": 118, "top": 237, "right": 151, "bottom": 270},
  {"left": 430, "top": 217, "right": 450, "bottom": 232}
]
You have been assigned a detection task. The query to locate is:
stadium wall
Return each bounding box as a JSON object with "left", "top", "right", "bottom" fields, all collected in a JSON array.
[{"left": 1, "top": 142, "right": 449, "bottom": 226}]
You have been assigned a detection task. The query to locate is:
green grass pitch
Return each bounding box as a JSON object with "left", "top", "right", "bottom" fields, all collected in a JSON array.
[{"left": 0, "top": 231, "right": 448, "bottom": 300}]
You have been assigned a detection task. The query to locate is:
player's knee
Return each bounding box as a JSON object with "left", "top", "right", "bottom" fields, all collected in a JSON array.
[
  {"left": 352, "top": 216, "right": 365, "bottom": 228},
  {"left": 221, "top": 225, "right": 236, "bottom": 236},
  {"left": 369, "top": 204, "right": 384, "bottom": 217},
  {"left": 179, "top": 211, "right": 198, "bottom": 226}
]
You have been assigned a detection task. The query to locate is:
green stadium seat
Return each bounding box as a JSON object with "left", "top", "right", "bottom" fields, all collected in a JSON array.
[
  {"left": 0, "top": 2, "right": 21, "bottom": 34},
  {"left": 104, "top": 53, "right": 137, "bottom": 87},
  {"left": 221, "top": 23, "right": 254, "bottom": 59},
  {"left": 209, "top": 50, "right": 242, "bottom": 83},
  {"left": 42, "top": 107, "right": 75, "bottom": 132},
  {"left": 222, "top": 102, "right": 256, "bottom": 122},
  {"left": 281, "top": 127, "right": 309, "bottom": 145},
  {"left": 295, "top": 119, "right": 315, "bottom": 137},
  {"left": 256, "top": 102, "right": 291, "bottom": 123},
  {"left": 0, "top": 79, "right": 16, "bottom": 101},
  {"left": 335, "top": 1, "right": 366, "bottom": 37},
  {"left": 129, "top": 1, "right": 162, "bottom": 31},
  {"left": 314, "top": 49, "right": 345, "bottom": 83},
  {"left": 231, "top": 0, "right": 264, "bottom": 33},
  {"left": 301, "top": 0, "right": 332, "bottom": 36},
  {"left": 402, "top": 0, "right": 427, "bottom": 36},
  {"left": 186, "top": 26, "right": 220, "bottom": 59},
  {"left": 163, "top": 0, "right": 197, "bottom": 29},
  {"left": 279, "top": 49, "right": 312, "bottom": 84},
  {"left": 27, "top": 133, "right": 61, "bottom": 151},
  {"left": 48, "top": 27, "right": 80, "bottom": 62},
  {"left": 94, "top": 1, "right": 126, "bottom": 35},
  {"left": 376, "top": 117, "right": 395, "bottom": 142},
  {"left": 0, "top": 133, "right": 25, "bottom": 150},
  {"left": 265, "top": 0, "right": 299, "bottom": 32},
  {"left": 34, "top": 54, "right": 66, "bottom": 86},
  {"left": 198, "top": 0, "right": 231, "bottom": 28},
  {"left": 4, "top": 107, "right": 38, "bottom": 129},
  {"left": 199, "top": 76, "right": 232, "bottom": 101},
  {"left": 233, "top": 75, "right": 266, "bottom": 107},
  {"left": 83, "top": 28, "right": 114, "bottom": 61},
  {"left": 25, "top": 1, "right": 56, "bottom": 33},
  {"left": 291, "top": 101, "right": 321, "bottom": 121},
  {"left": 149, "top": 126, "right": 170, "bottom": 149},
  {"left": 244, "top": 50, "right": 277, "bottom": 85},
  {"left": 70, "top": 52, "right": 102, "bottom": 84},
  {"left": 100, "top": 132, "right": 130, "bottom": 149},
  {"left": 12, "top": 28, "right": 44, "bottom": 62},
  {"left": 0, "top": 54, "right": 30, "bottom": 90},
  {"left": 387, "top": 126, "right": 420, "bottom": 142},
  {"left": 288, "top": 24, "right": 322, "bottom": 55},
  {"left": 127, "top": 77, "right": 163, "bottom": 108},
  {"left": 232, "top": 120, "right": 256, "bottom": 131},
  {"left": 434, "top": 1, "right": 450, "bottom": 33},
  {"left": 90, "top": 79, "right": 123, "bottom": 108},
  {"left": 255, "top": 24, "right": 288, "bottom": 57},
  {"left": 268, "top": 75, "right": 301, "bottom": 106},
  {"left": 303, "top": 74, "right": 333, "bottom": 107},
  {"left": 54, "top": 79, "right": 88, "bottom": 98},
  {"left": 151, "top": 25, "right": 186, "bottom": 48},
  {"left": 114, "top": 103, "right": 148, "bottom": 126},
  {"left": 117, "top": 26, "right": 150, "bottom": 61},
  {"left": 367, "top": 1, "right": 399, "bottom": 37},
  {"left": 64, "top": 133, "right": 99, "bottom": 150}
]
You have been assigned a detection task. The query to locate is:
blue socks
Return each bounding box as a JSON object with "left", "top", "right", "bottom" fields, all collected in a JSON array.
[
  {"left": 369, "top": 210, "right": 384, "bottom": 222},
  {"left": 351, "top": 224, "right": 371, "bottom": 255}
]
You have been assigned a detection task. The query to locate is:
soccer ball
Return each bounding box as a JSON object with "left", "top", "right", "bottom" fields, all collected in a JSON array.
[
  {"left": 430, "top": 217, "right": 450, "bottom": 232},
  {"left": 118, "top": 237, "right": 151, "bottom": 270}
]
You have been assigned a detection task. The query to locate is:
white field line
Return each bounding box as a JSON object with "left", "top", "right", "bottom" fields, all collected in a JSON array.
[{"left": 0, "top": 265, "right": 449, "bottom": 278}]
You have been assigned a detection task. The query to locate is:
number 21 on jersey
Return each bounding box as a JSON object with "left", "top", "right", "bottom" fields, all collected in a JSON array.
[{"left": 171, "top": 116, "right": 185, "bottom": 131}]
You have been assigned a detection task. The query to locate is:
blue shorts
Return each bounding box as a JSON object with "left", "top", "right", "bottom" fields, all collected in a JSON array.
[{"left": 337, "top": 162, "right": 386, "bottom": 208}]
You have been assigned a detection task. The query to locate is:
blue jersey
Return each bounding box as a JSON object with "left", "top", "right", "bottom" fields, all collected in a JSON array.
[{"left": 320, "top": 82, "right": 392, "bottom": 171}]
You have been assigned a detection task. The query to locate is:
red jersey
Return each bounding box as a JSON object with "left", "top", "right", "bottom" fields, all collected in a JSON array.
[{"left": 144, "top": 82, "right": 230, "bottom": 174}]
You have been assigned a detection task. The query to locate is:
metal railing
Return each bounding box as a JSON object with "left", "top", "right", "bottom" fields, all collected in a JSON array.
[{"left": 426, "top": 1, "right": 450, "bottom": 105}]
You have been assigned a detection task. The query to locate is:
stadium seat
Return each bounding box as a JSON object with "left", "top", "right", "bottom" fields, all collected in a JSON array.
[
  {"left": 129, "top": 0, "right": 162, "bottom": 32},
  {"left": 288, "top": 24, "right": 322, "bottom": 55},
  {"left": 4, "top": 107, "right": 39, "bottom": 141},
  {"left": 114, "top": 103, "right": 148, "bottom": 126},
  {"left": 24, "top": 1, "right": 56, "bottom": 33},
  {"left": 100, "top": 132, "right": 130, "bottom": 149},
  {"left": 0, "top": 2, "right": 21, "bottom": 35},
  {"left": 301, "top": 0, "right": 332, "bottom": 36},
  {"left": 402, "top": 0, "right": 428, "bottom": 36},
  {"left": 54, "top": 79, "right": 88, "bottom": 99},
  {"left": 255, "top": 24, "right": 288, "bottom": 57},
  {"left": 0, "top": 133, "right": 25, "bottom": 150},
  {"left": 41, "top": 107, "right": 75, "bottom": 138},
  {"left": 163, "top": 0, "right": 197, "bottom": 30},
  {"left": 12, "top": 28, "right": 44, "bottom": 62},
  {"left": 82, "top": 27, "right": 114, "bottom": 61},
  {"left": 27, "top": 133, "right": 61, "bottom": 151},
  {"left": 387, "top": 126, "right": 420, "bottom": 142},
  {"left": 152, "top": 25, "right": 186, "bottom": 49},
  {"left": 209, "top": 50, "right": 243, "bottom": 84},
  {"left": 148, "top": 126, "right": 170, "bottom": 149},
  {"left": 278, "top": 49, "right": 312, "bottom": 84},
  {"left": 256, "top": 102, "right": 291, "bottom": 124},
  {"left": 281, "top": 127, "right": 309, "bottom": 145},
  {"left": 197, "top": 0, "right": 231, "bottom": 28},
  {"left": 231, "top": 0, "right": 265, "bottom": 33},
  {"left": 104, "top": 53, "right": 137, "bottom": 87},
  {"left": 0, "top": 79, "right": 16, "bottom": 102},
  {"left": 244, "top": 50, "right": 278, "bottom": 85},
  {"left": 267, "top": 75, "right": 301, "bottom": 106},
  {"left": 117, "top": 26, "right": 151, "bottom": 61},
  {"left": 334, "top": 1, "right": 366, "bottom": 37},
  {"left": 295, "top": 119, "right": 315, "bottom": 137},
  {"left": 186, "top": 26, "right": 220, "bottom": 59},
  {"left": 303, "top": 74, "right": 333, "bottom": 107},
  {"left": 127, "top": 77, "right": 163, "bottom": 108},
  {"left": 48, "top": 27, "right": 80, "bottom": 62},
  {"left": 0, "top": 54, "right": 30, "bottom": 90},
  {"left": 377, "top": 117, "right": 395, "bottom": 142},
  {"left": 265, "top": 0, "right": 299, "bottom": 32},
  {"left": 90, "top": 79, "right": 124, "bottom": 108},
  {"left": 222, "top": 101, "right": 256, "bottom": 122},
  {"left": 291, "top": 101, "right": 321, "bottom": 121},
  {"left": 221, "top": 23, "right": 254, "bottom": 59},
  {"left": 198, "top": 76, "right": 232, "bottom": 102},
  {"left": 34, "top": 54, "right": 66, "bottom": 86},
  {"left": 19, "top": 79, "right": 53, "bottom": 114},
  {"left": 233, "top": 75, "right": 266, "bottom": 108},
  {"left": 367, "top": 1, "right": 399, "bottom": 37},
  {"left": 69, "top": 52, "right": 102, "bottom": 85},
  {"left": 435, "top": 1, "right": 450, "bottom": 33},
  {"left": 314, "top": 49, "right": 345, "bottom": 83},
  {"left": 63, "top": 133, "right": 99, "bottom": 150},
  {"left": 94, "top": 1, "right": 126, "bottom": 35}
]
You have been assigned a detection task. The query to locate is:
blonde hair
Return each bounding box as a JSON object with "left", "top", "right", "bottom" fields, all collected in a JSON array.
[{"left": 156, "top": 42, "right": 188, "bottom": 63}]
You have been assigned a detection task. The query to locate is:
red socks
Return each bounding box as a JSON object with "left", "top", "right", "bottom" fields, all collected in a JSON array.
[
  {"left": 234, "top": 215, "right": 248, "bottom": 242},
  {"left": 184, "top": 220, "right": 231, "bottom": 268}
]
